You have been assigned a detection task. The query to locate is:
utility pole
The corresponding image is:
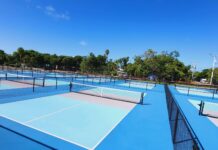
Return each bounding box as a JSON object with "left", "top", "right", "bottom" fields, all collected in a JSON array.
[
  {"left": 210, "top": 55, "right": 217, "bottom": 85},
  {"left": 191, "top": 64, "right": 196, "bottom": 82}
]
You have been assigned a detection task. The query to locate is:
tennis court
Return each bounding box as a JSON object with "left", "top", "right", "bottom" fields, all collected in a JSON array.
[
  {"left": 175, "top": 85, "right": 218, "bottom": 99},
  {"left": 189, "top": 99, "right": 218, "bottom": 127},
  {"left": 0, "top": 92, "right": 136, "bottom": 149},
  {"left": 0, "top": 73, "right": 173, "bottom": 150},
  {"left": 119, "top": 82, "right": 155, "bottom": 90},
  {"left": 0, "top": 80, "right": 33, "bottom": 90},
  {"left": 73, "top": 77, "right": 112, "bottom": 84}
]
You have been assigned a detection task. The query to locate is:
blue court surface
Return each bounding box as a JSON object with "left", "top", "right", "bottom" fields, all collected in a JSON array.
[
  {"left": 0, "top": 76, "right": 173, "bottom": 150},
  {"left": 169, "top": 85, "right": 218, "bottom": 149}
]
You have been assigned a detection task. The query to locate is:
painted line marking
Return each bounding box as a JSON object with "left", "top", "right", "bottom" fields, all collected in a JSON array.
[{"left": 0, "top": 115, "right": 90, "bottom": 150}]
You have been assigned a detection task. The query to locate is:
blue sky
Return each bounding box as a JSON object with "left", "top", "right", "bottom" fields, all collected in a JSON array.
[{"left": 0, "top": 0, "right": 218, "bottom": 70}]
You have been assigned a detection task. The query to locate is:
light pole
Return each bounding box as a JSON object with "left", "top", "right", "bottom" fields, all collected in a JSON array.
[
  {"left": 191, "top": 64, "right": 196, "bottom": 82},
  {"left": 210, "top": 55, "right": 217, "bottom": 85}
]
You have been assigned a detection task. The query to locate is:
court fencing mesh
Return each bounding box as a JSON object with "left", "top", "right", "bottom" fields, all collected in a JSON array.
[{"left": 165, "top": 85, "right": 204, "bottom": 150}]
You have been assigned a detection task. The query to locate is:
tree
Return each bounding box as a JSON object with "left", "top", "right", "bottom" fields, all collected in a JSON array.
[
  {"left": 116, "top": 57, "right": 129, "bottom": 70},
  {"left": 105, "top": 49, "right": 110, "bottom": 57},
  {"left": 0, "top": 50, "right": 6, "bottom": 65},
  {"left": 144, "top": 49, "right": 156, "bottom": 59},
  {"left": 0, "top": 47, "right": 195, "bottom": 82},
  {"left": 17, "top": 47, "right": 25, "bottom": 64}
]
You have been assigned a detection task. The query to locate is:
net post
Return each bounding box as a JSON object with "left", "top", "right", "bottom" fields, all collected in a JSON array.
[
  {"left": 55, "top": 77, "right": 57, "bottom": 89},
  {"left": 212, "top": 89, "right": 215, "bottom": 99},
  {"left": 140, "top": 92, "right": 144, "bottom": 105},
  {"left": 99, "top": 77, "right": 101, "bottom": 84},
  {"left": 199, "top": 101, "right": 204, "bottom": 116},
  {"left": 43, "top": 77, "right": 45, "bottom": 87},
  {"left": 129, "top": 81, "right": 131, "bottom": 88},
  {"left": 146, "top": 82, "right": 148, "bottom": 91},
  {"left": 6, "top": 73, "right": 7, "bottom": 80},
  {"left": 187, "top": 87, "right": 190, "bottom": 96},
  {"left": 69, "top": 82, "right": 72, "bottom": 92},
  {"left": 33, "top": 78, "right": 35, "bottom": 92}
]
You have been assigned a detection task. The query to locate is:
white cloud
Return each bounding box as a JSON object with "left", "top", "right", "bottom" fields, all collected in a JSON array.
[
  {"left": 35, "top": 5, "right": 70, "bottom": 21},
  {"left": 45, "top": 5, "right": 55, "bottom": 12},
  {"left": 25, "top": 0, "right": 71, "bottom": 21},
  {"left": 44, "top": 5, "right": 70, "bottom": 20},
  {"left": 79, "top": 41, "right": 87, "bottom": 46}
]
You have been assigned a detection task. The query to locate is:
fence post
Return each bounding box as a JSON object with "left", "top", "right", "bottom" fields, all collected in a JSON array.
[{"left": 173, "top": 109, "right": 179, "bottom": 143}]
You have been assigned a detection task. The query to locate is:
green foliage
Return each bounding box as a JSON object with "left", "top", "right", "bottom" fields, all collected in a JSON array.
[
  {"left": 126, "top": 50, "right": 190, "bottom": 81},
  {"left": 115, "top": 57, "right": 129, "bottom": 70},
  {"left": 1, "top": 47, "right": 211, "bottom": 83},
  {"left": 194, "top": 68, "right": 218, "bottom": 84},
  {"left": 0, "top": 50, "right": 6, "bottom": 65},
  {"left": 80, "top": 52, "right": 110, "bottom": 74}
]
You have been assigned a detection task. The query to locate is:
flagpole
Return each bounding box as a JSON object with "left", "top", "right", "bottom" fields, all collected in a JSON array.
[{"left": 210, "top": 56, "right": 216, "bottom": 85}]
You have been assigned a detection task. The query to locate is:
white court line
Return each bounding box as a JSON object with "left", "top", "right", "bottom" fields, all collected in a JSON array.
[
  {"left": 25, "top": 103, "right": 85, "bottom": 124},
  {"left": 0, "top": 115, "right": 90, "bottom": 150},
  {"left": 1, "top": 98, "right": 136, "bottom": 150},
  {"left": 90, "top": 104, "right": 136, "bottom": 150}
]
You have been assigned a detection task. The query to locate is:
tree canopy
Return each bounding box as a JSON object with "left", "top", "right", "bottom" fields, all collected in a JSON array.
[{"left": 0, "top": 47, "right": 217, "bottom": 83}]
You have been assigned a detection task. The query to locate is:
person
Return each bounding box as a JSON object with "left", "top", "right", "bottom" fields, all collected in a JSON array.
[{"left": 69, "top": 81, "right": 72, "bottom": 92}]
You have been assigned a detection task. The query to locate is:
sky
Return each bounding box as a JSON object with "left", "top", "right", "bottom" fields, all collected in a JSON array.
[{"left": 0, "top": 0, "right": 218, "bottom": 70}]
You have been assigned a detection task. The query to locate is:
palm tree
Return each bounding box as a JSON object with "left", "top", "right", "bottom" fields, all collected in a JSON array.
[{"left": 17, "top": 47, "right": 25, "bottom": 64}]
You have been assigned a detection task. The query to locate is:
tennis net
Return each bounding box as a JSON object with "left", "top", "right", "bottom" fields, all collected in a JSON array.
[
  {"left": 70, "top": 82, "right": 144, "bottom": 104},
  {"left": 175, "top": 84, "right": 217, "bottom": 99},
  {"left": 199, "top": 101, "right": 218, "bottom": 118},
  {"left": 124, "top": 80, "right": 156, "bottom": 89},
  {"left": 5, "top": 73, "right": 45, "bottom": 87}
]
